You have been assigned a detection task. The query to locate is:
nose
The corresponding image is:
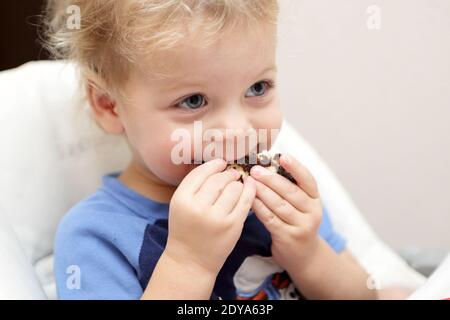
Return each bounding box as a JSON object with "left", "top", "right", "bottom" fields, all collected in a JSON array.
[
  {"left": 220, "top": 106, "right": 252, "bottom": 132},
  {"left": 218, "top": 109, "right": 258, "bottom": 160}
]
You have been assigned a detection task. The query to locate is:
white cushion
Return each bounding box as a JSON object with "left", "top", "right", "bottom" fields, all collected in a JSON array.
[{"left": 0, "top": 61, "right": 130, "bottom": 299}]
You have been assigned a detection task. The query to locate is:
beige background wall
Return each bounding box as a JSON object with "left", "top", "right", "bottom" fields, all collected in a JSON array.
[{"left": 276, "top": 0, "right": 450, "bottom": 250}]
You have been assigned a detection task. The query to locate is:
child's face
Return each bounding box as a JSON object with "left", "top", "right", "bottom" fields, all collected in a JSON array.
[{"left": 115, "top": 22, "right": 282, "bottom": 187}]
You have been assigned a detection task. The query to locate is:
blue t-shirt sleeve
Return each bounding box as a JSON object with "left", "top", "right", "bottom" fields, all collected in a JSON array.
[
  {"left": 318, "top": 207, "right": 346, "bottom": 253},
  {"left": 54, "top": 209, "right": 144, "bottom": 300}
]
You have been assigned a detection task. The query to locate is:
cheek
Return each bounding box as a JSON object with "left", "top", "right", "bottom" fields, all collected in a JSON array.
[
  {"left": 140, "top": 139, "right": 196, "bottom": 186},
  {"left": 256, "top": 99, "right": 283, "bottom": 150},
  {"left": 121, "top": 115, "right": 194, "bottom": 185},
  {"left": 268, "top": 96, "right": 283, "bottom": 128}
]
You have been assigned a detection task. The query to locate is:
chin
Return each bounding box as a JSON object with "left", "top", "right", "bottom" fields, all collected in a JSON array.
[{"left": 160, "top": 164, "right": 197, "bottom": 186}]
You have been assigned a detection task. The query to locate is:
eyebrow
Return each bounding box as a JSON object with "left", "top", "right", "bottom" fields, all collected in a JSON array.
[
  {"left": 159, "top": 78, "right": 204, "bottom": 93},
  {"left": 256, "top": 65, "right": 277, "bottom": 78},
  {"left": 161, "top": 65, "right": 277, "bottom": 93}
]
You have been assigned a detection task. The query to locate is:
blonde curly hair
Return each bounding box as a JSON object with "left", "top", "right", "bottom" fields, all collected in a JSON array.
[{"left": 43, "top": 0, "right": 279, "bottom": 98}]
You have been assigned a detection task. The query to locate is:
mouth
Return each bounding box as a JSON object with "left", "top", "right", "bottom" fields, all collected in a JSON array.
[
  {"left": 227, "top": 150, "right": 296, "bottom": 184},
  {"left": 200, "top": 142, "right": 262, "bottom": 165},
  {"left": 201, "top": 145, "right": 296, "bottom": 184},
  {"left": 196, "top": 143, "right": 297, "bottom": 184}
]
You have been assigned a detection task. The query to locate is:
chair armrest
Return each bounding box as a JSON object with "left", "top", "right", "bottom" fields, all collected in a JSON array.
[
  {"left": 408, "top": 253, "right": 450, "bottom": 299},
  {"left": 0, "top": 208, "right": 47, "bottom": 299}
]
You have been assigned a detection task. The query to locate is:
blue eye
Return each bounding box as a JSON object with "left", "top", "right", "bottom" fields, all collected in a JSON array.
[
  {"left": 178, "top": 94, "right": 206, "bottom": 110},
  {"left": 245, "top": 81, "right": 270, "bottom": 97}
]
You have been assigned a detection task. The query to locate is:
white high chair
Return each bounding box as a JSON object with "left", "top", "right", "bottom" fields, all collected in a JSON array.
[{"left": 0, "top": 61, "right": 429, "bottom": 299}]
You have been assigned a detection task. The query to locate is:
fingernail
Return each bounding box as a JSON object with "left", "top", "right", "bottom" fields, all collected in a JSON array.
[
  {"left": 210, "top": 158, "right": 224, "bottom": 165},
  {"left": 251, "top": 165, "right": 271, "bottom": 178},
  {"left": 250, "top": 165, "right": 262, "bottom": 177}
]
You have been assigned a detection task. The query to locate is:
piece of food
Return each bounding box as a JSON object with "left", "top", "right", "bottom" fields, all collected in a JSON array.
[{"left": 226, "top": 150, "right": 296, "bottom": 184}]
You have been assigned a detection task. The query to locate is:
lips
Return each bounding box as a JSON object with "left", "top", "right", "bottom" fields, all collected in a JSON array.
[
  {"left": 226, "top": 150, "right": 296, "bottom": 184},
  {"left": 198, "top": 143, "right": 296, "bottom": 184}
]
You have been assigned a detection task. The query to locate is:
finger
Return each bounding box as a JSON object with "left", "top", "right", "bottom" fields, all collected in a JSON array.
[
  {"left": 251, "top": 197, "right": 285, "bottom": 235},
  {"left": 280, "top": 154, "right": 320, "bottom": 199},
  {"left": 212, "top": 180, "right": 243, "bottom": 213},
  {"left": 228, "top": 176, "right": 256, "bottom": 224},
  {"left": 178, "top": 158, "right": 227, "bottom": 194},
  {"left": 197, "top": 169, "right": 241, "bottom": 205},
  {"left": 250, "top": 165, "right": 313, "bottom": 213},
  {"left": 254, "top": 180, "right": 301, "bottom": 225}
]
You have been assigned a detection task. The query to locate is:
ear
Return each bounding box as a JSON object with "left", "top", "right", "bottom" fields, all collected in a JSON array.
[{"left": 87, "top": 81, "right": 124, "bottom": 135}]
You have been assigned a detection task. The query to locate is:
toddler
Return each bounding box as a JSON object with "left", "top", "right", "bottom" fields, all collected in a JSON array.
[{"left": 46, "top": 0, "right": 376, "bottom": 299}]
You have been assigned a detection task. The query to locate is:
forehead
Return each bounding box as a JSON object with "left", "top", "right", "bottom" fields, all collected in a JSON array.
[{"left": 131, "top": 22, "right": 277, "bottom": 87}]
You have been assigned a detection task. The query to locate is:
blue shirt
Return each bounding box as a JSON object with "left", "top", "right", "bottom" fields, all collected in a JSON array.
[{"left": 54, "top": 173, "right": 346, "bottom": 300}]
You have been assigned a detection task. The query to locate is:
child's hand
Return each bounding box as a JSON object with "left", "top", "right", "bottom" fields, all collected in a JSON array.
[
  {"left": 249, "top": 154, "right": 322, "bottom": 273},
  {"left": 165, "top": 159, "right": 256, "bottom": 277}
]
